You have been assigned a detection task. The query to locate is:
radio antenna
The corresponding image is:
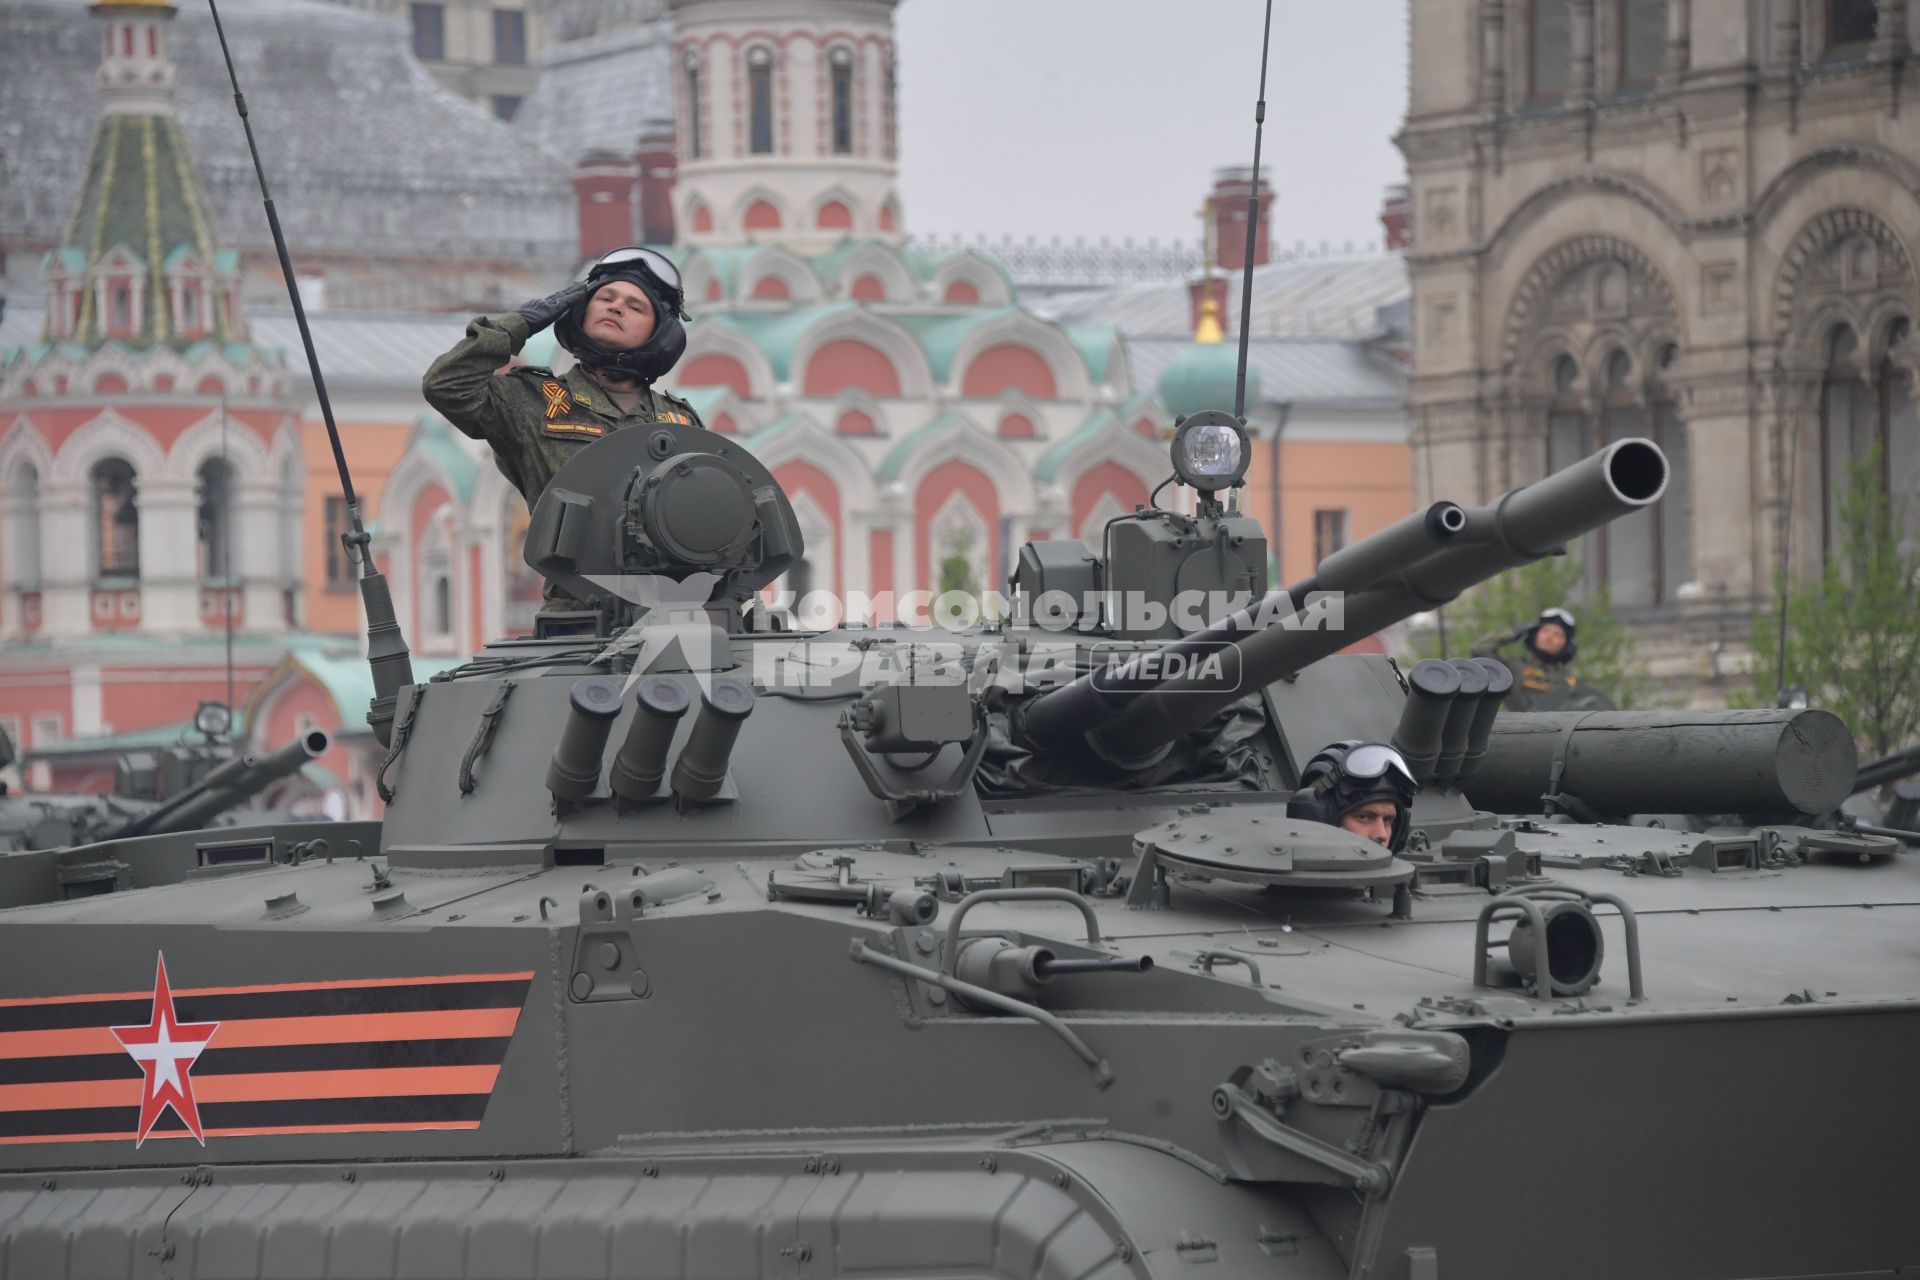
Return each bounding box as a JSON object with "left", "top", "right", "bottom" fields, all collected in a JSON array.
[
  {"left": 205, "top": 0, "right": 414, "bottom": 745},
  {"left": 1232, "top": 0, "right": 1275, "bottom": 422}
]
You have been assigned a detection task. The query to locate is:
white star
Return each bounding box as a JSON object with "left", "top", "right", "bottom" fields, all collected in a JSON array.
[{"left": 120, "top": 1006, "right": 209, "bottom": 1094}]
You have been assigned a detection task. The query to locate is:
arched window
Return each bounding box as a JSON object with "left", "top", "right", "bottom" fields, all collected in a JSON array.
[
  {"left": 92, "top": 457, "right": 140, "bottom": 580},
  {"left": 1543, "top": 354, "right": 1595, "bottom": 591},
  {"left": 109, "top": 285, "right": 133, "bottom": 334},
  {"left": 1545, "top": 354, "right": 1588, "bottom": 473},
  {"left": 747, "top": 46, "right": 774, "bottom": 155},
  {"left": 1821, "top": 324, "right": 1874, "bottom": 560},
  {"left": 829, "top": 46, "right": 854, "bottom": 154},
  {"left": 279, "top": 456, "right": 302, "bottom": 586},
  {"left": 1619, "top": 0, "right": 1666, "bottom": 87},
  {"left": 1597, "top": 350, "right": 1658, "bottom": 607},
  {"left": 419, "top": 518, "right": 455, "bottom": 649},
  {"left": 1828, "top": 0, "right": 1879, "bottom": 50},
  {"left": 195, "top": 457, "right": 234, "bottom": 581},
  {"left": 1530, "top": 0, "right": 1572, "bottom": 100},
  {"left": 1651, "top": 344, "right": 1692, "bottom": 600},
  {"left": 1882, "top": 318, "right": 1919, "bottom": 551},
  {"left": 4, "top": 463, "right": 42, "bottom": 589},
  {"left": 683, "top": 51, "right": 703, "bottom": 159},
  {"left": 882, "top": 51, "right": 897, "bottom": 159}
]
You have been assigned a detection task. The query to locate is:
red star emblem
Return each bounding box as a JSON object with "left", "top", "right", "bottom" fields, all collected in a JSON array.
[{"left": 110, "top": 953, "right": 219, "bottom": 1147}]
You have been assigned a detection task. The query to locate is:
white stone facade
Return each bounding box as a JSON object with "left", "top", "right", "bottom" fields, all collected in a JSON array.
[{"left": 1401, "top": 0, "right": 1920, "bottom": 623}]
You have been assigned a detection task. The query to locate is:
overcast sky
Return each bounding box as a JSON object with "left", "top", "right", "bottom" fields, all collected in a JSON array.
[{"left": 895, "top": 0, "right": 1410, "bottom": 253}]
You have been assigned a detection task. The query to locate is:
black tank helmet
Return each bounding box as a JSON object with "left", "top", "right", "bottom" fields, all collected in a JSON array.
[
  {"left": 1286, "top": 741, "right": 1419, "bottom": 852},
  {"left": 554, "top": 246, "right": 690, "bottom": 385},
  {"left": 1524, "top": 606, "right": 1578, "bottom": 666}
]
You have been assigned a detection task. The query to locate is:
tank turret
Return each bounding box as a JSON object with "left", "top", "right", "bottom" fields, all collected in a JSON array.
[
  {"left": 105, "top": 731, "right": 331, "bottom": 840},
  {"left": 1014, "top": 434, "right": 1670, "bottom": 766}
]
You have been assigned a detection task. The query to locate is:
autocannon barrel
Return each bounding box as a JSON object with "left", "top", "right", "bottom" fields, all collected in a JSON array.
[
  {"left": 1461, "top": 709, "right": 1857, "bottom": 817},
  {"left": 115, "top": 731, "right": 331, "bottom": 838},
  {"left": 1018, "top": 502, "right": 1473, "bottom": 750},
  {"left": 1082, "top": 439, "right": 1669, "bottom": 765}
]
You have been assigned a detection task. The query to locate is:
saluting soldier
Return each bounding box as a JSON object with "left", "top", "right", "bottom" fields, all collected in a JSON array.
[
  {"left": 422, "top": 246, "right": 704, "bottom": 518},
  {"left": 1473, "top": 606, "right": 1597, "bottom": 712}
]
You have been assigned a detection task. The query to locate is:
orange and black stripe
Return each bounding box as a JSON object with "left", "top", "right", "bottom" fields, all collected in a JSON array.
[{"left": 0, "top": 972, "right": 534, "bottom": 1145}]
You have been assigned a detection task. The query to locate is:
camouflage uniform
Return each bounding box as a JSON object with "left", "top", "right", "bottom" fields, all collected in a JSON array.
[
  {"left": 1470, "top": 634, "right": 1584, "bottom": 712},
  {"left": 422, "top": 312, "right": 706, "bottom": 606}
]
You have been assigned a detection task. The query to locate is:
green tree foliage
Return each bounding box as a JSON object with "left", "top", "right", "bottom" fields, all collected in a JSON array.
[
  {"left": 1408, "top": 553, "right": 1648, "bottom": 709},
  {"left": 1745, "top": 452, "right": 1920, "bottom": 759},
  {"left": 936, "top": 530, "right": 981, "bottom": 602}
]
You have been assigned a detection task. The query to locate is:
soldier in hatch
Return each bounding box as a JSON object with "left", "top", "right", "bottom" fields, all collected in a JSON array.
[
  {"left": 422, "top": 246, "right": 705, "bottom": 518},
  {"left": 1286, "top": 741, "right": 1419, "bottom": 852},
  {"left": 1474, "top": 606, "right": 1583, "bottom": 712}
]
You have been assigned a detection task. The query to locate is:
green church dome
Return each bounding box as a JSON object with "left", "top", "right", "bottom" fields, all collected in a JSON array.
[{"left": 1155, "top": 299, "right": 1260, "bottom": 418}]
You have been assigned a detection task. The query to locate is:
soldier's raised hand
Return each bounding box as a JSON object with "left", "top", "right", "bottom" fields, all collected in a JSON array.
[{"left": 515, "top": 279, "right": 594, "bottom": 333}]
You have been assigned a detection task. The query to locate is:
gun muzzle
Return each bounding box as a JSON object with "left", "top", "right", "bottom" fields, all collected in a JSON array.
[{"left": 124, "top": 730, "right": 331, "bottom": 837}]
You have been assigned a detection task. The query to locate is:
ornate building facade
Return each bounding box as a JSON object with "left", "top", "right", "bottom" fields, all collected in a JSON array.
[
  {"left": 0, "top": 0, "right": 369, "bottom": 804},
  {"left": 1401, "top": 0, "right": 1919, "bottom": 638},
  {"left": 370, "top": 0, "right": 1174, "bottom": 639}
]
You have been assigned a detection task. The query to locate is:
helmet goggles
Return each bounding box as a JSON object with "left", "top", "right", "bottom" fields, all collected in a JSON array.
[
  {"left": 1538, "top": 607, "right": 1576, "bottom": 629},
  {"left": 588, "top": 247, "right": 688, "bottom": 320},
  {"left": 1341, "top": 743, "right": 1415, "bottom": 789}
]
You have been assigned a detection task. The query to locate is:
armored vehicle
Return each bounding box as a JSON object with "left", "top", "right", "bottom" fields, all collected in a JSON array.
[
  {"left": 1, "top": 420, "right": 1916, "bottom": 1280},
  {"left": 0, "top": 715, "right": 329, "bottom": 856}
]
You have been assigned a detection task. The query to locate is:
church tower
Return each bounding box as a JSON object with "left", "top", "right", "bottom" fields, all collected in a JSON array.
[
  {"left": 667, "top": 0, "right": 904, "bottom": 251},
  {"left": 0, "top": 0, "right": 303, "bottom": 646}
]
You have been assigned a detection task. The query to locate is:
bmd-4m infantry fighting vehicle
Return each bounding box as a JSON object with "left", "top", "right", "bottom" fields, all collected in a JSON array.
[{"left": 1, "top": 417, "right": 1917, "bottom": 1280}]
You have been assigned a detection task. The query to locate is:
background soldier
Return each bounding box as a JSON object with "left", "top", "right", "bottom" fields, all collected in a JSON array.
[
  {"left": 1474, "top": 606, "right": 1590, "bottom": 712},
  {"left": 1286, "top": 741, "right": 1419, "bottom": 851}
]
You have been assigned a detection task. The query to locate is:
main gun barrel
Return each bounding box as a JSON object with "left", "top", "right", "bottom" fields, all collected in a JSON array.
[
  {"left": 1080, "top": 439, "right": 1668, "bottom": 765},
  {"left": 109, "top": 731, "right": 330, "bottom": 839}
]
